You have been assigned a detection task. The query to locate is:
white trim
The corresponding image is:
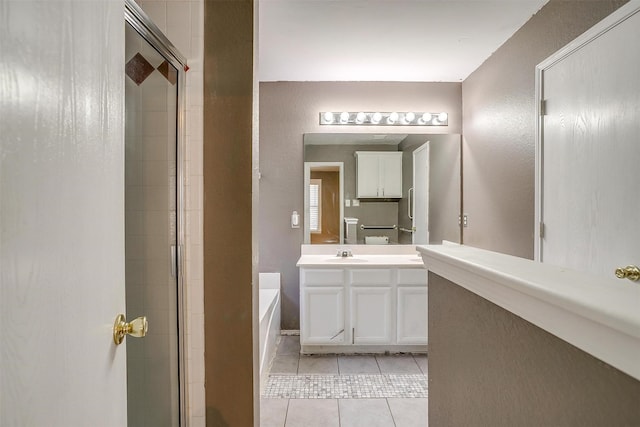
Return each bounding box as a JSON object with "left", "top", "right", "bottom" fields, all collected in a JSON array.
[{"left": 418, "top": 244, "right": 640, "bottom": 381}]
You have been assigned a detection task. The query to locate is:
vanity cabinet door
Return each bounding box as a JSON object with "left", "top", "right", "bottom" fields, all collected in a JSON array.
[
  {"left": 397, "top": 286, "right": 428, "bottom": 344},
  {"left": 351, "top": 287, "right": 393, "bottom": 344},
  {"left": 301, "top": 286, "right": 345, "bottom": 344},
  {"left": 379, "top": 152, "right": 403, "bottom": 198}
]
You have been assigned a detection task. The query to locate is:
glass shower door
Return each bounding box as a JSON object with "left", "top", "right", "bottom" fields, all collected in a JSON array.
[{"left": 124, "top": 20, "right": 180, "bottom": 427}]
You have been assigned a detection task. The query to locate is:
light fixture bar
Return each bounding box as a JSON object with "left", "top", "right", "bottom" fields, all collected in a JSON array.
[{"left": 319, "top": 111, "right": 448, "bottom": 126}]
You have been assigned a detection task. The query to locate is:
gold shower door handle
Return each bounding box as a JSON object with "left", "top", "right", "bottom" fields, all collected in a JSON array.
[
  {"left": 614, "top": 265, "right": 640, "bottom": 282},
  {"left": 113, "top": 314, "right": 148, "bottom": 345}
]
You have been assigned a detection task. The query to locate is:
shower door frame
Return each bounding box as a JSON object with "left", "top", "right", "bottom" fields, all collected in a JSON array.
[{"left": 124, "top": 1, "right": 188, "bottom": 425}]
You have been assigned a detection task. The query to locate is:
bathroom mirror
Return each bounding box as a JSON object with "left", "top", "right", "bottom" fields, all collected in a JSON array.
[{"left": 303, "top": 133, "right": 462, "bottom": 245}]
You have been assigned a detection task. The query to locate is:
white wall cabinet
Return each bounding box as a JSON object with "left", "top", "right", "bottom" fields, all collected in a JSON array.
[
  {"left": 300, "top": 266, "right": 427, "bottom": 353},
  {"left": 356, "top": 151, "right": 403, "bottom": 198}
]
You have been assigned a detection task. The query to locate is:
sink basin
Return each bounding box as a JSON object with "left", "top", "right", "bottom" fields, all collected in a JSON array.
[{"left": 325, "top": 257, "right": 368, "bottom": 263}]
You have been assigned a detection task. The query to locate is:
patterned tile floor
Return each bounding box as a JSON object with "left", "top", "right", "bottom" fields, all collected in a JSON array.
[
  {"left": 264, "top": 374, "right": 428, "bottom": 399},
  {"left": 261, "top": 335, "right": 429, "bottom": 426}
]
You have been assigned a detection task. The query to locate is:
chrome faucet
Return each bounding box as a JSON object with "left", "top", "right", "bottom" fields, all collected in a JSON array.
[{"left": 336, "top": 248, "right": 353, "bottom": 258}]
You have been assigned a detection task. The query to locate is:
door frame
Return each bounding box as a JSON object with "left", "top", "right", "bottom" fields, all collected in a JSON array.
[
  {"left": 125, "top": 1, "right": 189, "bottom": 424},
  {"left": 303, "top": 162, "right": 344, "bottom": 244}
]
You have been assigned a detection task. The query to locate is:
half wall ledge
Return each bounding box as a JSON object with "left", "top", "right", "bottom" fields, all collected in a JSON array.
[{"left": 417, "top": 244, "right": 640, "bottom": 381}]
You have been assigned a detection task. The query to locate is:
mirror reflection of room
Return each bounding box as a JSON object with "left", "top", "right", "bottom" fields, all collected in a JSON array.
[
  {"left": 304, "top": 133, "right": 461, "bottom": 245},
  {"left": 309, "top": 168, "right": 341, "bottom": 244}
]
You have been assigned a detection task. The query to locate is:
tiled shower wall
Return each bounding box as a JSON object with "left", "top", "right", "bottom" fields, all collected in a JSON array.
[{"left": 136, "top": 1, "right": 205, "bottom": 426}]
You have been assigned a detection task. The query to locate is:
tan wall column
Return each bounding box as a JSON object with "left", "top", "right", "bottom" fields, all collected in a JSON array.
[{"left": 203, "top": 1, "right": 255, "bottom": 425}]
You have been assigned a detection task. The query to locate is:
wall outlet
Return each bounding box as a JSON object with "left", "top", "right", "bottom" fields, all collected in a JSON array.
[
  {"left": 345, "top": 199, "right": 351, "bottom": 207},
  {"left": 458, "top": 214, "right": 468, "bottom": 227},
  {"left": 352, "top": 199, "right": 360, "bottom": 207}
]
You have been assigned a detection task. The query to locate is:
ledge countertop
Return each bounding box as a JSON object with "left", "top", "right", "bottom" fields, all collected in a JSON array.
[{"left": 417, "top": 244, "right": 640, "bottom": 381}]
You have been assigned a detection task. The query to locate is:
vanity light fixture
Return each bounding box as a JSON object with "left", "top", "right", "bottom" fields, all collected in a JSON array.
[{"left": 319, "top": 111, "right": 449, "bottom": 126}]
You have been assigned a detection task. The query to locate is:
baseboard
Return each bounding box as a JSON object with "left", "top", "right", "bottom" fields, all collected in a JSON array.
[{"left": 280, "top": 329, "right": 300, "bottom": 336}]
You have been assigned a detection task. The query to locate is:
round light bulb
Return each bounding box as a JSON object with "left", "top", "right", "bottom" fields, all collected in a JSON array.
[
  {"left": 404, "top": 112, "right": 415, "bottom": 124},
  {"left": 371, "top": 112, "right": 382, "bottom": 124},
  {"left": 323, "top": 112, "right": 334, "bottom": 123},
  {"left": 340, "top": 111, "right": 350, "bottom": 123},
  {"left": 420, "top": 113, "right": 432, "bottom": 124},
  {"left": 356, "top": 112, "right": 366, "bottom": 124},
  {"left": 438, "top": 112, "right": 448, "bottom": 122},
  {"left": 387, "top": 112, "right": 399, "bottom": 124}
]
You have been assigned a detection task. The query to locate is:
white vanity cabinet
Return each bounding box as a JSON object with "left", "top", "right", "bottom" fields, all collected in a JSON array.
[
  {"left": 350, "top": 269, "right": 393, "bottom": 344},
  {"left": 396, "top": 269, "right": 428, "bottom": 344},
  {"left": 300, "top": 269, "right": 346, "bottom": 344},
  {"left": 355, "top": 151, "right": 403, "bottom": 198},
  {"left": 299, "top": 264, "right": 427, "bottom": 353}
]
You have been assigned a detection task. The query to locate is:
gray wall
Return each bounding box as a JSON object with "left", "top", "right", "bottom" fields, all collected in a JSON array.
[
  {"left": 428, "top": 273, "right": 640, "bottom": 426},
  {"left": 259, "top": 82, "right": 462, "bottom": 329},
  {"left": 461, "top": 0, "right": 628, "bottom": 259},
  {"left": 436, "top": 2, "right": 640, "bottom": 422}
]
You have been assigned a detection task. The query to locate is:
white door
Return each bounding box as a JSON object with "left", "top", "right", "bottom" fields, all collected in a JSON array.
[
  {"left": 0, "top": 1, "right": 127, "bottom": 426},
  {"left": 537, "top": 3, "right": 640, "bottom": 280},
  {"left": 351, "top": 287, "right": 393, "bottom": 344},
  {"left": 413, "top": 143, "right": 430, "bottom": 244}
]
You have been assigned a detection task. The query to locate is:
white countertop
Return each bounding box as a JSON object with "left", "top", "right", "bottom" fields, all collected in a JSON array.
[
  {"left": 297, "top": 244, "right": 427, "bottom": 268},
  {"left": 296, "top": 254, "right": 426, "bottom": 268},
  {"left": 417, "top": 244, "right": 640, "bottom": 381}
]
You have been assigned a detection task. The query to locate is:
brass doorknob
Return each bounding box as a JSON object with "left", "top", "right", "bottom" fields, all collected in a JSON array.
[
  {"left": 614, "top": 265, "right": 640, "bottom": 282},
  {"left": 113, "top": 314, "right": 148, "bottom": 345}
]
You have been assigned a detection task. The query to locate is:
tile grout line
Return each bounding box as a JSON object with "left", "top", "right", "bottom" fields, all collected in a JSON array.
[
  {"left": 385, "top": 398, "right": 398, "bottom": 427},
  {"left": 283, "top": 398, "right": 290, "bottom": 427}
]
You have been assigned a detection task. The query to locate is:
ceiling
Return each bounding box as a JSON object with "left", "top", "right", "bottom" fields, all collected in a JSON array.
[{"left": 259, "top": 0, "right": 549, "bottom": 82}]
